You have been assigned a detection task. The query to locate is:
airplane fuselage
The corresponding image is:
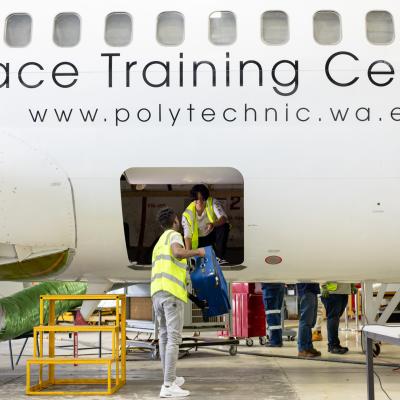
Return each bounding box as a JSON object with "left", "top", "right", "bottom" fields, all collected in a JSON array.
[{"left": 1, "top": 0, "right": 400, "bottom": 284}]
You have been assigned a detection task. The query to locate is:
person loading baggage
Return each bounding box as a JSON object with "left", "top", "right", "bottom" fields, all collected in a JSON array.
[
  {"left": 182, "top": 184, "right": 230, "bottom": 264},
  {"left": 151, "top": 207, "right": 205, "bottom": 398}
]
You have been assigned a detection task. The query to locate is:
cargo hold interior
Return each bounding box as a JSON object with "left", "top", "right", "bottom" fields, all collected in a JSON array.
[{"left": 120, "top": 167, "right": 244, "bottom": 265}]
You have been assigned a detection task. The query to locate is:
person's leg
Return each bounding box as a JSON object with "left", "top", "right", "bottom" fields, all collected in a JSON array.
[
  {"left": 263, "top": 284, "right": 284, "bottom": 345},
  {"left": 336, "top": 294, "right": 349, "bottom": 346},
  {"left": 213, "top": 223, "right": 230, "bottom": 259},
  {"left": 297, "top": 294, "right": 306, "bottom": 352},
  {"left": 198, "top": 231, "right": 215, "bottom": 248},
  {"left": 298, "top": 292, "right": 317, "bottom": 352},
  {"left": 322, "top": 295, "right": 341, "bottom": 348},
  {"left": 163, "top": 296, "right": 184, "bottom": 386},
  {"left": 153, "top": 294, "right": 167, "bottom": 375}
]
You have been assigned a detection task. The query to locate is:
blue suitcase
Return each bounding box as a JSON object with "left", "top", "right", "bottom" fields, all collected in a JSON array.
[{"left": 190, "top": 246, "right": 231, "bottom": 318}]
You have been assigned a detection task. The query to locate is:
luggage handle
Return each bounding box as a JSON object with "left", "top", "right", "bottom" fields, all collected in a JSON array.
[{"left": 188, "top": 292, "right": 209, "bottom": 310}]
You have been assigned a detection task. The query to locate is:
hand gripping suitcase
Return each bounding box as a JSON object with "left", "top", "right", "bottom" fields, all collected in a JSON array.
[{"left": 190, "top": 246, "right": 231, "bottom": 318}]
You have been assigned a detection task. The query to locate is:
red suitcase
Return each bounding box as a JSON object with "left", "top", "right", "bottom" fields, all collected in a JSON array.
[{"left": 231, "top": 283, "right": 267, "bottom": 346}]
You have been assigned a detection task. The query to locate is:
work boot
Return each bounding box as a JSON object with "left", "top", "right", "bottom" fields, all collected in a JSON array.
[
  {"left": 308, "top": 347, "right": 322, "bottom": 356},
  {"left": 312, "top": 330, "right": 323, "bottom": 342},
  {"left": 298, "top": 348, "right": 321, "bottom": 358},
  {"left": 328, "top": 345, "right": 349, "bottom": 354},
  {"left": 160, "top": 383, "right": 190, "bottom": 398}
]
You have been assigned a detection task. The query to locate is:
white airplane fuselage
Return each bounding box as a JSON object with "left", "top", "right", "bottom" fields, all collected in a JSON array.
[{"left": 1, "top": 0, "right": 400, "bottom": 285}]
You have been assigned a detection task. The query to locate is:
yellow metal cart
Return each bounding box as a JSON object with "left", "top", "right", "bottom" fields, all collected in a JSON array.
[{"left": 26, "top": 294, "right": 126, "bottom": 396}]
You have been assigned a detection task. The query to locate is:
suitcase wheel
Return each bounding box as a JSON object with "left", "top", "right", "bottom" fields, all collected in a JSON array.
[
  {"left": 246, "top": 338, "right": 254, "bottom": 347},
  {"left": 229, "top": 345, "right": 238, "bottom": 356}
]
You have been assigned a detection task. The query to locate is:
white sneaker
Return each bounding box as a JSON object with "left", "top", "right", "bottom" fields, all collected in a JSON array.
[
  {"left": 160, "top": 383, "right": 190, "bottom": 398},
  {"left": 174, "top": 376, "right": 185, "bottom": 387},
  {"left": 216, "top": 257, "right": 229, "bottom": 265}
]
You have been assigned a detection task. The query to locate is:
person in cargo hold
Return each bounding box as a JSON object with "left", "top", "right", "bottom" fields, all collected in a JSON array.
[
  {"left": 182, "top": 184, "right": 230, "bottom": 265},
  {"left": 151, "top": 207, "right": 205, "bottom": 398}
]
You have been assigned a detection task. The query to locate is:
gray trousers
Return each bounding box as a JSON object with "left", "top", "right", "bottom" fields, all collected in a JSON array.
[{"left": 152, "top": 291, "right": 184, "bottom": 386}]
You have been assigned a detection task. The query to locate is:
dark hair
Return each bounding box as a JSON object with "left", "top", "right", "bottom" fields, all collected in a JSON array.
[
  {"left": 190, "top": 184, "right": 210, "bottom": 201},
  {"left": 157, "top": 207, "right": 177, "bottom": 230}
]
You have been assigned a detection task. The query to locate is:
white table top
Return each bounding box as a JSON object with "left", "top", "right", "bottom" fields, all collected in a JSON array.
[{"left": 363, "top": 325, "right": 400, "bottom": 339}]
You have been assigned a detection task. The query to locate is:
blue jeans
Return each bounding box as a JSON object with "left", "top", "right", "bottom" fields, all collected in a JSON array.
[
  {"left": 262, "top": 283, "right": 285, "bottom": 345},
  {"left": 321, "top": 294, "right": 348, "bottom": 348},
  {"left": 298, "top": 292, "right": 317, "bottom": 351}
]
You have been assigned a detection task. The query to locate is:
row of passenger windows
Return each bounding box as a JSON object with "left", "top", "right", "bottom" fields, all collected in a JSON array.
[{"left": 3, "top": 10, "right": 396, "bottom": 48}]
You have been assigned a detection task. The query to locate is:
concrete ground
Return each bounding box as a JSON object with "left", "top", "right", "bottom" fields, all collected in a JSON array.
[{"left": 1, "top": 322, "right": 399, "bottom": 399}]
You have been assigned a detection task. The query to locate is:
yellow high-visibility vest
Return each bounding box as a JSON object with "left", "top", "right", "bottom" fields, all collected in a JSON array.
[
  {"left": 151, "top": 229, "right": 188, "bottom": 303},
  {"left": 182, "top": 197, "right": 217, "bottom": 249},
  {"left": 326, "top": 282, "right": 338, "bottom": 292}
]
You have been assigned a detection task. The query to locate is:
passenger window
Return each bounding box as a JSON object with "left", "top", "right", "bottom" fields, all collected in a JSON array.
[
  {"left": 105, "top": 12, "right": 132, "bottom": 47},
  {"left": 157, "top": 11, "right": 184, "bottom": 46},
  {"left": 5, "top": 13, "right": 32, "bottom": 47},
  {"left": 53, "top": 13, "right": 80, "bottom": 47},
  {"left": 313, "top": 11, "right": 341, "bottom": 45},
  {"left": 366, "top": 11, "right": 394, "bottom": 45},
  {"left": 261, "top": 11, "right": 289, "bottom": 45},
  {"left": 209, "top": 11, "right": 236, "bottom": 45}
]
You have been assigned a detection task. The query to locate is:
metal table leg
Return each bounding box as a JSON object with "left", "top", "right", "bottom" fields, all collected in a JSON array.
[
  {"left": 366, "top": 336, "right": 375, "bottom": 400},
  {"left": 16, "top": 337, "right": 29, "bottom": 366},
  {"left": 8, "top": 340, "right": 14, "bottom": 370}
]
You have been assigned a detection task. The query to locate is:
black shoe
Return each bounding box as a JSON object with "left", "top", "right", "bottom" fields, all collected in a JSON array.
[
  {"left": 328, "top": 345, "right": 349, "bottom": 354},
  {"left": 265, "top": 342, "right": 283, "bottom": 348}
]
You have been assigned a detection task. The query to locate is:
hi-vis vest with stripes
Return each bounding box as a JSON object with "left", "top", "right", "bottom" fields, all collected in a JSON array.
[
  {"left": 326, "top": 282, "right": 338, "bottom": 292},
  {"left": 182, "top": 197, "right": 217, "bottom": 249},
  {"left": 151, "top": 229, "right": 188, "bottom": 303}
]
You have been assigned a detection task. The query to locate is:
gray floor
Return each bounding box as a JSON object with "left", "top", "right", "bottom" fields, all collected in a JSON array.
[{"left": 1, "top": 323, "right": 399, "bottom": 399}]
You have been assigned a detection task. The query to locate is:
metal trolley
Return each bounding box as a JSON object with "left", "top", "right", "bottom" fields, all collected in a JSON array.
[
  {"left": 126, "top": 287, "right": 239, "bottom": 359},
  {"left": 126, "top": 299, "right": 239, "bottom": 359}
]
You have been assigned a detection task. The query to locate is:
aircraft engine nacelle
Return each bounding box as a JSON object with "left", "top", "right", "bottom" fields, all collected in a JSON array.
[{"left": 0, "top": 133, "right": 76, "bottom": 280}]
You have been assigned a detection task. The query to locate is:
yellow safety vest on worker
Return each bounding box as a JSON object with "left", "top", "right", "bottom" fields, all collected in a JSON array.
[
  {"left": 326, "top": 282, "right": 338, "bottom": 292},
  {"left": 182, "top": 197, "right": 217, "bottom": 249},
  {"left": 151, "top": 229, "right": 188, "bottom": 303}
]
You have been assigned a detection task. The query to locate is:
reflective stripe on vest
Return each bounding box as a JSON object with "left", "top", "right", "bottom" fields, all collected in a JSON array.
[
  {"left": 151, "top": 272, "right": 186, "bottom": 290},
  {"left": 151, "top": 229, "right": 188, "bottom": 303},
  {"left": 183, "top": 197, "right": 217, "bottom": 249},
  {"left": 152, "top": 254, "right": 188, "bottom": 270}
]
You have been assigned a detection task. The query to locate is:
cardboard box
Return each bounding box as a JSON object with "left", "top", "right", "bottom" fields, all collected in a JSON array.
[{"left": 129, "top": 297, "right": 153, "bottom": 321}]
